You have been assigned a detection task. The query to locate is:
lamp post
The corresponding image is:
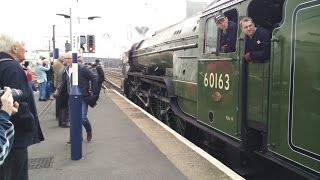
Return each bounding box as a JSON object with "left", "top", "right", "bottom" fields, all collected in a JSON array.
[
  {"left": 77, "top": 16, "right": 101, "bottom": 24},
  {"left": 56, "top": 8, "right": 72, "bottom": 51},
  {"left": 52, "top": 25, "right": 56, "bottom": 51}
]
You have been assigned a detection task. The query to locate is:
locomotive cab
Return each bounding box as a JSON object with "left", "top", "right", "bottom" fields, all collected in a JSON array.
[{"left": 198, "top": 0, "right": 285, "bottom": 146}]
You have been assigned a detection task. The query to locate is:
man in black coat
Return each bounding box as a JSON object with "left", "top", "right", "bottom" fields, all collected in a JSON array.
[
  {"left": 56, "top": 52, "right": 99, "bottom": 142},
  {"left": 0, "top": 34, "right": 44, "bottom": 180},
  {"left": 240, "top": 17, "right": 271, "bottom": 62},
  {"left": 92, "top": 59, "right": 105, "bottom": 95}
]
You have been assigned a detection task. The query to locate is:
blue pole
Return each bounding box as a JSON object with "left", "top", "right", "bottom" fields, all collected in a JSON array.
[
  {"left": 54, "top": 48, "right": 60, "bottom": 120},
  {"left": 53, "top": 48, "right": 59, "bottom": 59},
  {"left": 69, "top": 52, "right": 82, "bottom": 160}
]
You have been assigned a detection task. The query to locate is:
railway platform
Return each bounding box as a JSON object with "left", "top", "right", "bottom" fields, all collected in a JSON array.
[{"left": 27, "top": 89, "right": 244, "bottom": 180}]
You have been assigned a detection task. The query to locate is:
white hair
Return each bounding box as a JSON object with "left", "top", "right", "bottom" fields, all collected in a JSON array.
[{"left": 0, "top": 34, "right": 24, "bottom": 53}]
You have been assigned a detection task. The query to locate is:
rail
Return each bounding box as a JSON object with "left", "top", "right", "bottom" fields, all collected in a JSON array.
[{"left": 104, "top": 68, "right": 123, "bottom": 93}]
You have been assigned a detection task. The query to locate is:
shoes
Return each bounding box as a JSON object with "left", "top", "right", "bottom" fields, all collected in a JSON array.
[
  {"left": 61, "top": 122, "right": 70, "bottom": 128},
  {"left": 89, "top": 103, "right": 97, "bottom": 108},
  {"left": 66, "top": 138, "right": 83, "bottom": 145},
  {"left": 87, "top": 132, "right": 92, "bottom": 142}
]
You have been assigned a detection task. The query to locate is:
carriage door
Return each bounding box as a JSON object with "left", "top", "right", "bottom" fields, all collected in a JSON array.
[{"left": 244, "top": 0, "right": 283, "bottom": 131}]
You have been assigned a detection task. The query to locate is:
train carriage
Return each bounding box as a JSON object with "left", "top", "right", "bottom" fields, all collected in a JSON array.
[{"left": 123, "top": 0, "right": 320, "bottom": 179}]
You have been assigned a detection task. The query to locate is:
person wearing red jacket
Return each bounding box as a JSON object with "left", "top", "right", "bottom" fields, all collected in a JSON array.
[{"left": 23, "top": 61, "right": 37, "bottom": 91}]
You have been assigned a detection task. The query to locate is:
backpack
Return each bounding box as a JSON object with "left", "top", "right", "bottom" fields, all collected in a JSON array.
[
  {"left": 0, "top": 58, "right": 13, "bottom": 85},
  {"left": 0, "top": 58, "right": 12, "bottom": 64}
]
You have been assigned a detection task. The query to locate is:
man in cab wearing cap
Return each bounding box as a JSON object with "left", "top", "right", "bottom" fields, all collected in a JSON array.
[{"left": 214, "top": 13, "right": 237, "bottom": 53}]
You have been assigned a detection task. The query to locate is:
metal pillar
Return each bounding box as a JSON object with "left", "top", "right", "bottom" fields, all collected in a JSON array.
[{"left": 69, "top": 52, "right": 82, "bottom": 160}]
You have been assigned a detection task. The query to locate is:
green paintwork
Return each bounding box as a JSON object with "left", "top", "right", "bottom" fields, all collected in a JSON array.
[
  {"left": 247, "top": 62, "right": 269, "bottom": 125},
  {"left": 195, "top": 7, "right": 242, "bottom": 140},
  {"left": 197, "top": 58, "right": 240, "bottom": 140},
  {"left": 268, "top": 0, "right": 320, "bottom": 173},
  {"left": 135, "top": 52, "right": 173, "bottom": 70},
  {"left": 173, "top": 80, "right": 197, "bottom": 117},
  {"left": 199, "top": 0, "right": 320, "bottom": 174},
  {"left": 173, "top": 56, "right": 198, "bottom": 82}
]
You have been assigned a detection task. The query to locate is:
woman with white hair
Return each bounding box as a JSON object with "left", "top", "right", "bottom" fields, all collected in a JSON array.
[{"left": 35, "top": 57, "right": 50, "bottom": 101}]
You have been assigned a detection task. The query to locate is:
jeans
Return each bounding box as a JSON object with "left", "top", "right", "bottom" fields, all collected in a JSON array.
[
  {"left": 81, "top": 100, "right": 92, "bottom": 133},
  {"left": 39, "top": 80, "right": 47, "bottom": 100},
  {"left": 46, "top": 80, "right": 53, "bottom": 99}
]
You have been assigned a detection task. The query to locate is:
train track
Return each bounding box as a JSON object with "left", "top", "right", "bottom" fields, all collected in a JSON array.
[
  {"left": 38, "top": 100, "right": 55, "bottom": 120},
  {"left": 104, "top": 68, "right": 123, "bottom": 92}
]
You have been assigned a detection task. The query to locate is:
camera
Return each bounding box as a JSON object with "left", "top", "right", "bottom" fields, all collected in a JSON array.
[{"left": 0, "top": 88, "right": 23, "bottom": 106}]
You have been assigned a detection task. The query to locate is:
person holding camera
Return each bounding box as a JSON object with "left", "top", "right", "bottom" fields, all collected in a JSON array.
[
  {"left": 0, "top": 87, "right": 19, "bottom": 165},
  {"left": 0, "top": 34, "right": 44, "bottom": 180}
]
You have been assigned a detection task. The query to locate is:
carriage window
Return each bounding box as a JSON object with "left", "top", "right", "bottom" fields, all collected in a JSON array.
[{"left": 204, "top": 17, "right": 217, "bottom": 53}]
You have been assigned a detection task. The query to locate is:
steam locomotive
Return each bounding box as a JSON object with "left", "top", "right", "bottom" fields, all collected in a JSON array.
[{"left": 122, "top": 0, "right": 320, "bottom": 179}]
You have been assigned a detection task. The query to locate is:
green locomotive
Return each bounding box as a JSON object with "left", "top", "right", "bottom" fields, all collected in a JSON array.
[{"left": 123, "top": 0, "right": 320, "bottom": 179}]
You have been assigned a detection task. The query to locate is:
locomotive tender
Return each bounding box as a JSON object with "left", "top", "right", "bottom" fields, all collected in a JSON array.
[{"left": 123, "top": 0, "right": 320, "bottom": 179}]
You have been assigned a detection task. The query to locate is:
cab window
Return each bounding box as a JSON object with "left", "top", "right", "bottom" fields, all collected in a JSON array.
[
  {"left": 204, "top": 17, "right": 217, "bottom": 53},
  {"left": 204, "top": 9, "right": 238, "bottom": 54}
]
